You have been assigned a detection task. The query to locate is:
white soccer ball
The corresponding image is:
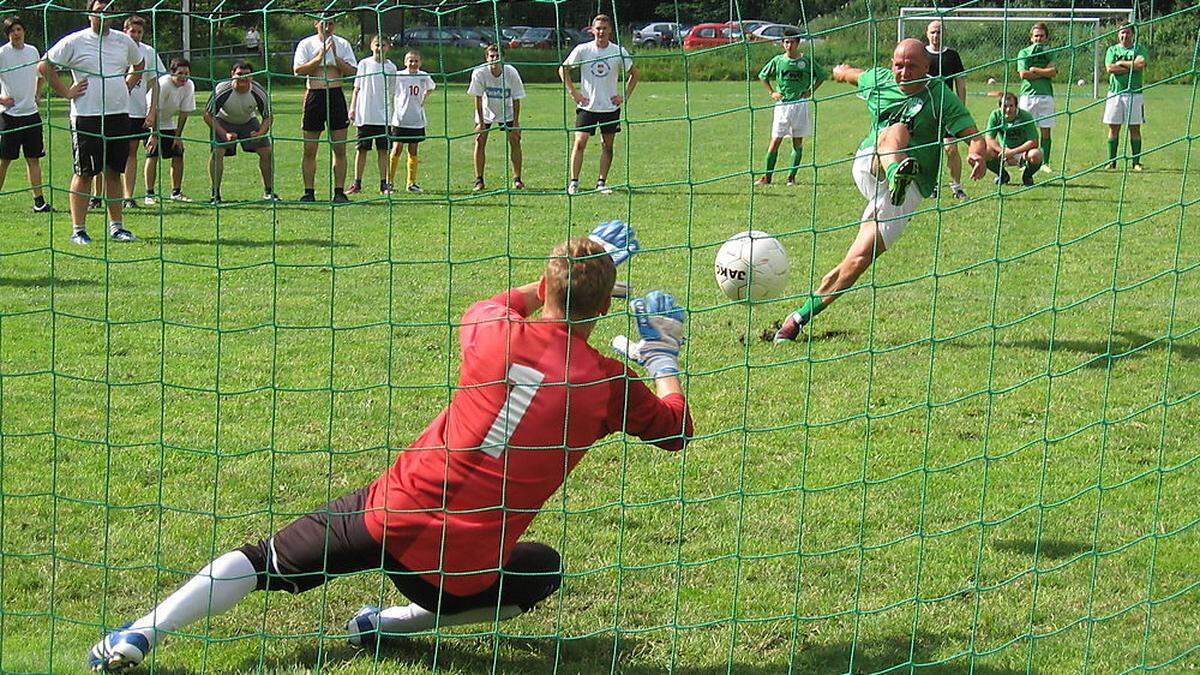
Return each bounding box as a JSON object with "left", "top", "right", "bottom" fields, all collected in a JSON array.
[
  {"left": 987, "top": 77, "right": 997, "bottom": 85},
  {"left": 714, "top": 230, "right": 790, "bottom": 301},
  {"left": 1077, "top": 78, "right": 1087, "bottom": 86}
]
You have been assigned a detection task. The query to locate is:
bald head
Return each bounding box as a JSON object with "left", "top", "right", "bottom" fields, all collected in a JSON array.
[
  {"left": 892, "top": 38, "right": 931, "bottom": 93},
  {"left": 925, "top": 20, "right": 943, "bottom": 49}
]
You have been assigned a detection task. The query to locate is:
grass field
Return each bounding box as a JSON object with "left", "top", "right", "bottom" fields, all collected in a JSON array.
[{"left": 1, "top": 78, "right": 1198, "bottom": 673}]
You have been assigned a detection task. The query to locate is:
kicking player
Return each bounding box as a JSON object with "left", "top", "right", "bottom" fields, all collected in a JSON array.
[
  {"left": 117, "top": 14, "right": 163, "bottom": 208},
  {"left": 774, "top": 39, "right": 990, "bottom": 343},
  {"left": 924, "top": 19, "right": 969, "bottom": 199},
  {"left": 144, "top": 57, "right": 194, "bottom": 203},
  {"left": 87, "top": 221, "right": 694, "bottom": 672},
  {"left": 348, "top": 34, "right": 396, "bottom": 195},
  {"left": 1103, "top": 23, "right": 1148, "bottom": 171},
  {"left": 0, "top": 16, "right": 51, "bottom": 212},
  {"left": 754, "top": 29, "right": 826, "bottom": 187},
  {"left": 388, "top": 50, "right": 435, "bottom": 194},
  {"left": 468, "top": 43, "right": 526, "bottom": 191},
  {"left": 293, "top": 14, "right": 357, "bottom": 202},
  {"left": 1016, "top": 22, "right": 1056, "bottom": 174},
  {"left": 560, "top": 14, "right": 638, "bottom": 195},
  {"left": 203, "top": 60, "right": 276, "bottom": 204},
  {"left": 40, "top": 0, "right": 144, "bottom": 244},
  {"left": 984, "top": 92, "right": 1043, "bottom": 185}
]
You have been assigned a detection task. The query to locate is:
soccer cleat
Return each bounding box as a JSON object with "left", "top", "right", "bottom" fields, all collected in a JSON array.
[
  {"left": 345, "top": 605, "right": 382, "bottom": 650},
  {"left": 887, "top": 157, "right": 919, "bottom": 207},
  {"left": 785, "top": 176, "right": 796, "bottom": 186},
  {"left": 513, "top": 177, "right": 525, "bottom": 190},
  {"left": 144, "top": 195, "right": 158, "bottom": 206},
  {"left": 381, "top": 183, "right": 394, "bottom": 195},
  {"left": 263, "top": 192, "right": 280, "bottom": 202},
  {"left": 1022, "top": 173, "right": 1036, "bottom": 186},
  {"left": 1132, "top": 163, "right": 1144, "bottom": 172},
  {"left": 170, "top": 192, "right": 194, "bottom": 203},
  {"left": 1039, "top": 164, "right": 1053, "bottom": 174},
  {"left": 773, "top": 312, "right": 805, "bottom": 344},
  {"left": 122, "top": 199, "right": 138, "bottom": 209},
  {"left": 88, "top": 623, "right": 151, "bottom": 672},
  {"left": 407, "top": 183, "right": 423, "bottom": 194},
  {"left": 754, "top": 175, "right": 772, "bottom": 186},
  {"left": 298, "top": 193, "right": 316, "bottom": 203},
  {"left": 333, "top": 192, "right": 351, "bottom": 204},
  {"left": 951, "top": 185, "right": 968, "bottom": 200},
  {"left": 596, "top": 180, "right": 613, "bottom": 195},
  {"left": 473, "top": 178, "right": 486, "bottom": 192},
  {"left": 89, "top": 196, "right": 103, "bottom": 210},
  {"left": 70, "top": 229, "right": 93, "bottom": 245},
  {"left": 566, "top": 180, "right": 579, "bottom": 195},
  {"left": 33, "top": 201, "right": 54, "bottom": 213},
  {"left": 346, "top": 183, "right": 362, "bottom": 195},
  {"left": 995, "top": 170, "right": 1011, "bottom": 186},
  {"left": 110, "top": 228, "right": 137, "bottom": 242}
]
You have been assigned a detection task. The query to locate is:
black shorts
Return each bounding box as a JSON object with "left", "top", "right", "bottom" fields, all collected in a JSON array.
[
  {"left": 0, "top": 113, "right": 45, "bottom": 160},
  {"left": 478, "top": 121, "right": 518, "bottom": 133},
  {"left": 72, "top": 114, "right": 131, "bottom": 177},
  {"left": 302, "top": 88, "right": 350, "bottom": 133},
  {"left": 356, "top": 124, "right": 389, "bottom": 150},
  {"left": 212, "top": 118, "right": 271, "bottom": 156},
  {"left": 148, "top": 129, "right": 184, "bottom": 158},
  {"left": 235, "top": 487, "right": 562, "bottom": 614},
  {"left": 389, "top": 126, "right": 426, "bottom": 143},
  {"left": 575, "top": 108, "right": 621, "bottom": 135},
  {"left": 126, "top": 117, "right": 152, "bottom": 141}
]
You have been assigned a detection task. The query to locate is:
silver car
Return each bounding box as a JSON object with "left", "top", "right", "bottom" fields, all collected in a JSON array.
[{"left": 633, "top": 22, "right": 682, "bottom": 47}]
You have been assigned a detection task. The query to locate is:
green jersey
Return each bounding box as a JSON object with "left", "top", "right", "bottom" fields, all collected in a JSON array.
[
  {"left": 856, "top": 67, "right": 975, "bottom": 198},
  {"left": 985, "top": 107, "right": 1038, "bottom": 149},
  {"left": 758, "top": 53, "right": 827, "bottom": 102},
  {"left": 1016, "top": 43, "right": 1055, "bottom": 97},
  {"left": 1106, "top": 43, "right": 1148, "bottom": 93}
]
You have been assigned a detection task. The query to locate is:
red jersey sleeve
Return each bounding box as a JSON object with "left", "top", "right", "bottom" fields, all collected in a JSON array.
[
  {"left": 607, "top": 367, "right": 693, "bottom": 451},
  {"left": 460, "top": 289, "right": 530, "bottom": 356}
]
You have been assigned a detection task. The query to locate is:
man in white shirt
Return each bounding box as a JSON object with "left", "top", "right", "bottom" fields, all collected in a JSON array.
[
  {"left": 40, "top": 0, "right": 145, "bottom": 244},
  {"left": 203, "top": 60, "right": 276, "bottom": 204},
  {"left": 144, "top": 57, "right": 194, "bottom": 204},
  {"left": 116, "top": 14, "right": 163, "bottom": 209},
  {"left": 387, "top": 49, "right": 435, "bottom": 194},
  {"left": 559, "top": 14, "right": 638, "bottom": 195},
  {"left": 292, "top": 15, "right": 357, "bottom": 202},
  {"left": 347, "top": 34, "right": 396, "bottom": 195},
  {"left": 245, "top": 27, "right": 260, "bottom": 52},
  {"left": 468, "top": 44, "right": 525, "bottom": 191},
  {"left": 0, "top": 16, "right": 51, "bottom": 212}
]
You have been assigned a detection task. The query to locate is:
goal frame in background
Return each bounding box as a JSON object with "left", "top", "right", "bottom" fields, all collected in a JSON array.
[{"left": 898, "top": 6, "right": 1138, "bottom": 98}]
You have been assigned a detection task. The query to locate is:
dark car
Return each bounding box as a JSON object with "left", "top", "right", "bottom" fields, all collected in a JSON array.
[
  {"left": 633, "top": 22, "right": 682, "bottom": 47},
  {"left": 509, "top": 27, "right": 576, "bottom": 50},
  {"left": 456, "top": 27, "right": 501, "bottom": 46},
  {"left": 398, "top": 27, "right": 484, "bottom": 49}
]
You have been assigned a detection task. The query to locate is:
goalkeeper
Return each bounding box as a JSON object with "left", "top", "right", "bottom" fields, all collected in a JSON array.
[{"left": 89, "top": 222, "right": 693, "bottom": 672}]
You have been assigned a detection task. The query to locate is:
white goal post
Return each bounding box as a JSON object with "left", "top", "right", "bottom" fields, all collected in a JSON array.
[{"left": 898, "top": 6, "right": 1137, "bottom": 99}]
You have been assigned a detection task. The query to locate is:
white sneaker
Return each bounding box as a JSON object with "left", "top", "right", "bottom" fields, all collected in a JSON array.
[
  {"left": 143, "top": 195, "right": 158, "bottom": 206},
  {"left": 596, "top": 180, "right": 613, "bottom": 195},
  {"left": 169, "top": 192, "right": 194, "bottom": 203},
  {"left": 567, "top": 180, "right": 579, "bottom": 195}
]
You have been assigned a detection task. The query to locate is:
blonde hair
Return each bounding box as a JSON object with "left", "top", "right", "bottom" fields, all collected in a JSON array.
[{"left": 544, "top": 238, "right": 616, "bottom": 321}]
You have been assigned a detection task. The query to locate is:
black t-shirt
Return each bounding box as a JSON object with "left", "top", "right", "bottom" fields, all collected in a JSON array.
[{"left": 926, "top": 46, "right": 965, "bottom": 79}]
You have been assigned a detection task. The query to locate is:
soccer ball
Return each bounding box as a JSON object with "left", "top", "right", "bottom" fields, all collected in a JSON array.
[
  {"left": 714, "top": 230, "right": 789, "bottom": 301},
  {"left": 987, "top": 77, "right": 997, "bottom": 85},
  {"left": 1077, "top": 78, "right": 1087, "bottom": 86}
]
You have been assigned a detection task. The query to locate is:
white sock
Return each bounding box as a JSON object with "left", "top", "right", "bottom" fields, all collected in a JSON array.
[
  {"left": 378, "top": 602, "right": 523, "bottom": 634},
  {"left": 128, "top": 550, "right": 259, "bottom": 647},
  {"left": 950, "top": 181, "right": 962, "bottom": 189}
]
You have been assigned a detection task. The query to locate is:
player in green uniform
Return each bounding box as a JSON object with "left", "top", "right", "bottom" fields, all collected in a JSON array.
[
  {"left": 1102, "top": 23, "right": 1148, "bottom": 170},
  {"left": 755, "top": 30, "right": 826, "bottom": 186},
  {"left": 984, "top": 92, "right": 1043, "bottom": 185},
  {"left": 774, "top": 38, "right": 991, "bottom": 343},
  {"left": 1016, "top": 22, "right": 1057, "bottom": 174}
]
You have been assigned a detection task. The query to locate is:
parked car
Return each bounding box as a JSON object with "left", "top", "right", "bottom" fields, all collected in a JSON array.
[
  {"left": 509, "top": 27, "right": 576, "bottom": 50},
  {"left": 682, "top": 22, "right": 743, "bottom": 50},
  {"left": 455, "top": 27, "right": 498, "bottom": 46},
  {"left": 633, "top": 21, "right": 682, "bottom": 47},
  {"left": 751, "top": 23, "right": 805, "bottom": 41},
  {"left": 577, "top": 25, "right": 595, "bottom": 42},
  {"left": 726, "top": 19, "right": 770, "bottom": 35},
  {"left": 398, "top": 27, "right": 483, "bottom": 49},
  {"left": 501, "top": 26, "right": 531, "bottom": 42}
]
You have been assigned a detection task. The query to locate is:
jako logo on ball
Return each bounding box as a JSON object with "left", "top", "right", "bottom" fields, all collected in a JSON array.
[{"left": 714, "top": 230, "right": 789, "bottom": 301}]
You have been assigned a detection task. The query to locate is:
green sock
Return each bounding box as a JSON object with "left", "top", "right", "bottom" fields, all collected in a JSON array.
[
  {"left": 1042, "top": 135, "right": 1052, "bottom": 165},
  {"left": 1107, "top": 138, "right": 1119, "bottom": 162},
  {"left": 787, "top": 148, "right": 802, "bottom": 178},
  {"left": 765, "top": 150, "right": 778, "bottom": 174},
  {"left": 794, "top": 296, "right": 827, "bottom": 325},
  {"left": 1131, "top": 138, "right": 1142, "bottom": 163},
  {"left": 986, "top": 158, "right": 1002, "bottom": 175}
]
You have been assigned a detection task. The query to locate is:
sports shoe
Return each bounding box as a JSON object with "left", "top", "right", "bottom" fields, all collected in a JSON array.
[
  {"left": 88, "top": 622, "right": 151, "bottom": 672},
  {"left": 382, "top": 183, "right": 394, "bottom": 195},
  {"left": 122, "top": 199, "right": 138, "bottom": 209},
  {"left": 995, "top": 170, "right": 1011, "bottom": 186},
  {"left": 346, "top": 605, "right": 382, "bottom": 650},
  {"left": 886, "top": 157, "right": 919, "bottom": 207},
  {"left": 110, "top": 228, "right": 137, "bottom": 242},
  {"left": 33, "top": 201, "right": 54, "bottom": 213},
  {"left": 1132, "top": 163, "right": 1144, "bottom": 172},
  {"left": 566, "top": 180, "right": 578, "bottom": 195},
  {"left": 513, "top": 177, "right": 525, "bottom": 190},
  {"left": 473, "top": 178, "right": 485, "bottom": 192},
  {"left": 1039, "top": 164, "right": 1053, "bottom": 174},
  {"left": 1105, "top": 162, "right": 1118, "bottom": 171},
  {"left": 169, "top": 192, "right": 193, "bottom": 203},
  {"left": 346, "top": 183, "right": 362, "bottom": 195},
  {"left": 773, "top": 312, "right": 805, "bottom": 344},
  {"left": 298, "top": 193, "right": 316, "bottom": 203},
  {"left": 951, "top": 185, "right": 968, "bottom": 200},
  {"left": 596, "top": 180, "right": 613, "bottom": 194},
  {"left": 785, "top": 176, "right": 796, "bottom": 186},
  {"left": 70, "top": 229, "right": 92, "bottom": 245},
  {"left": 405, "top": 184, "right": 421, "bottom": 194},
  {"left": 143, "top": 195, "right": 158, "bottom": 206},
  {"left": 89, "top": 196, "right": 103, "bottom": 210},
  {"left": 332, "top": 192, "right": 351, "bottom": 204},
  {"left": 754, "top": 176, "right": 772, "bottom": 186},
  {"left": 263, "top": 192, "right": 280, "bottom": 202}
]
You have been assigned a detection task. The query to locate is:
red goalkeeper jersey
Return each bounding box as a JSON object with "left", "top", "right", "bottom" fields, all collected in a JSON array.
[{"left": 364, "top": 289, "right": 693, "bottom": 596}]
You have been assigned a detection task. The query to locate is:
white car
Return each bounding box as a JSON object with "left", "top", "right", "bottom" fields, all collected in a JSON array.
[
  {"left": 633, "top": 22, "right": 683, "bottom": 47},
  {"left": 751, "top": 23, "right": 805, "bottom": 42}
]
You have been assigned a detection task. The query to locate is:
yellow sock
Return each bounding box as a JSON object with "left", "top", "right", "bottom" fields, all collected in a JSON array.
[
  {"left": 407, "top": 155, "right": 419, "bottom": 186},
  {"left": 388, "top": 153, "right": 401, "bottom": 183}
]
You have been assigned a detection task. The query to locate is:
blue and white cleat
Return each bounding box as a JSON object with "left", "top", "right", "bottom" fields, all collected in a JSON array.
[
  {"left": 346, "top": 605, "right": 382, "bottom": 650},
  {"left": 88, "top": 623, "right": 150, "bottom": 672}
]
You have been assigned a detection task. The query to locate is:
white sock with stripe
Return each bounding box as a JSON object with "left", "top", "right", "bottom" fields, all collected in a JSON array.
[{"left": 128, "top": 550, "right": 259, "bottom": 647}]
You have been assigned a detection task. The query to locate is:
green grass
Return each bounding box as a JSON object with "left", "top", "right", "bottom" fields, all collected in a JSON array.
[{"left": 1, "top": 78, "right": 1198, "bottom": 673}]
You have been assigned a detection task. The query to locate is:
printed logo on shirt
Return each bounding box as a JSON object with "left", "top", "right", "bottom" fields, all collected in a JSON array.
[
  {"left": 486, "top": 86, "right": 511, "bottom": 98},
  {"left": 590, "top": 60, "right": 611, "bottom": 78}
]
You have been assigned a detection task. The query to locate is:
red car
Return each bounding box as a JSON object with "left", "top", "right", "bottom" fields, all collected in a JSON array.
[{"left": 683, "top": 22, "right": 743, "bottom": 50}]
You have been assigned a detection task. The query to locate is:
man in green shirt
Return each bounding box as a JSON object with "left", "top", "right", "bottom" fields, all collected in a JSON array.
[
  {"left": 1102, "top": 23, "right": 1148, "bottom": 170},
  {"left": 1016, "top": 22, "right": 1057, "bottom": 173},
  {"left": 985, "top": 92, "right": 1043, "bottom": 185},
  {"left": 774, "top": 38, "right": 991, "bottom": 343},
  {"left": 755, "top": 30, "right": 827, "bottom": 186}
]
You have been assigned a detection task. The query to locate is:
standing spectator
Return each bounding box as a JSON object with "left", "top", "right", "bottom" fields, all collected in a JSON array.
[
  {"left": 118, "top": 14, "right": 164, "bottom": 209},
  {"left": 753, "top": 30, "right": 826, "bottom": 187},
  {"left": 468, "top": 44, "right": 526, "bottom": 191},
  {"left": 144, "top": 57, "right": 195, "bottom": 203},
  {"left": 347, "top": 34, "right": 396, "bottom": 195},
  {"left": 292, "top": 14, "right": 357, "bottom": 202},
  {"left": 1102, "top": 23, "right": 1148, "bottom": 170},
  {"left": 388, "top": 50, "right": 435, "bottom": 194},
  {"left": 0, "top": 15, "right": 51, "bottom": 212},
  {"left": 924, "top": 19, "right": 969, "bottom": 199},
  {"left": 245, "top": 27, "right": 260, "bottom": 53},
  {"left": 203, "top": 61, "right": 276, "bottom": 203},
  {"left": 1016, "top": 22, "right": 1057, "bottom": 174}
]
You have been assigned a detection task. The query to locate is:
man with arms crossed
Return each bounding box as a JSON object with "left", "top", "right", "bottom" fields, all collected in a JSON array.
[
  {"left": 1103, "top": 23, "right": 1148, "bottom": 171},
  {"left": 0, "top": 16, "right": 51, "bottom": 212},
  {"left": 1016, "top": 22, "right": 1057, "bottom": 174},
  {"left": 774, "top": 39, "right": 990, "bottom": 343},
  {"left": 204, "top": 60, "right": 276, "bottom": 204},
  {"left": 469, "top": 43, "right": 526, "bottom": 191},
  {"left": 924, "top": 19, "right": 969, "bottom": 199},
  {"left": 560, "top": 14, "right": 638, "bottom": 195},
  {"left": 88, "top": 221, "right": 694, "bottom": 672},
  {"left": 293, "top": 14, "right": 357, "bottom": 202}
]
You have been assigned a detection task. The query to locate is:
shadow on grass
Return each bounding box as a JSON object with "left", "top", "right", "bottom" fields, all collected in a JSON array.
[
  {"left": 990, "top": 537, "right": 1094, "bottom": 560},
  {"left": 789, "top": 629, "right": 1027, "bottom": 674},
  {"left": 1006, "top": 330, "right": 1200, "bottom": 366},
  {"left": 148, "top": 236, "right": 357, "bottom": 249},
  {"left": 0, "top": 276, "right": 93, "bottom": 288}
]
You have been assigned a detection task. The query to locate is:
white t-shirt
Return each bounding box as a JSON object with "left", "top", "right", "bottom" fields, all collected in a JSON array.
[
  {"left": 467, "top": 64, "right": 526, "bottom": 124},
  {"left": 562, "top": 41, "right": 633, "bottom": 113},
  {"left": 352, "top": 57, "right": 397, "bottom": 126},
  {"left": 0, "top": 43, "right": 42, "bottom": 117},
  {"left": 245, "top": 29, "right": 260, "bottom": 48},
  {"left": 153, "top": 74, "right": 195, "bottom": 130},
  {"left": 292, "top": 33, "right": 357, "bottom": 86},
  {"left": 45, "top": 27, "right": 143, "bottom": 118},
  {"left": 127, "top": 41, "right": 165, "bottom": 118},
  {"left": 391, "top": 70, "right": 436, "bottom": 128}
]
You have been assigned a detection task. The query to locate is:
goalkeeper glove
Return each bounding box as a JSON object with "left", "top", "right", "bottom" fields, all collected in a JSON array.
[
  {"left": 589, "top": 219, "right": 639, "bottom": 297},
  {"left": 611, "top": 290, "right": 685, "bottom": 377}
]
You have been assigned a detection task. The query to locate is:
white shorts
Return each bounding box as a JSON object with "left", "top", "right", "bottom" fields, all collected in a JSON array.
[
  {"left": 771, "top": 100, "right": 813, "bottom": 138},
  {"left": 1103, "top": 93, "right": 1145, "bottom": 125},
  {"left": 852, "top": 146, "right": 923, "bottom": 250},
  {"left": 1018, "top": 94, "right": 1056, "bottom": 128}
]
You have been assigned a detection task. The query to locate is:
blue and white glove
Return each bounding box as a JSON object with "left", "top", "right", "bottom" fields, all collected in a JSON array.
[
  {"left": 589, "top": 219, "right": 639, "bottom": 297},
  {"left": 611, "top": 291, "right": 686, "bottom": 377}
]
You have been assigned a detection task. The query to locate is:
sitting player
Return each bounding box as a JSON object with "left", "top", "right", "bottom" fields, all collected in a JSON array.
[
  {"left": 348, "top": 34, "right": 396, "bottom": 195},
  {"left": 87, "top": 221, "right": 694, "bottom": 672},
  {"left": 388, "top": 49, "right": 435, "bottom": 194},
  {"left": 754, "top": 29, "right": 826, "bottom": 187},
  {"left": 984, "top": 92, "right": 1043, "bottom": 185},
  {"left": 143, "top": 57, "right": 195, "bottom": 203},
  {"left": 203, "top": 60, "right": 276, "bottom": 203}
]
